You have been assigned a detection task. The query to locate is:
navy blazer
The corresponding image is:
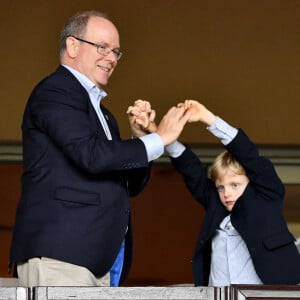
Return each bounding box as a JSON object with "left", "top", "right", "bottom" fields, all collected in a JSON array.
[
  {"left": 171, "top": 129, "right": 300, "bottom": 286},
  {"left": 10, "top": 66, "right": 151, "bottom": 284}
]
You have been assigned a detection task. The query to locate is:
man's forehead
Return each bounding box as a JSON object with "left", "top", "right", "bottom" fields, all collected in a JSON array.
[
  {"left": 87, "top": 16, "right": 115, "bottom": 31},
  {"left": 86, "top": 17, "right": 119, "bottom": 40}
]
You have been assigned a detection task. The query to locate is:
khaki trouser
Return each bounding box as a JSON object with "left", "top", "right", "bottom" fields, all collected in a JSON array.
[{"left": 17, "top": 257, "right": 110, "bottom": 287}]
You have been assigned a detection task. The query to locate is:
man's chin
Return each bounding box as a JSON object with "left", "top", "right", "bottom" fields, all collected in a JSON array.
[{"left": 96, "top": 79, "right": 109, "bottom": 87}]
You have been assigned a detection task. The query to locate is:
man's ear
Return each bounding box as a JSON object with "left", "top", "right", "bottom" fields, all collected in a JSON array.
[{"left": 65, "top": 36, "right": 79, "bottom": 58}]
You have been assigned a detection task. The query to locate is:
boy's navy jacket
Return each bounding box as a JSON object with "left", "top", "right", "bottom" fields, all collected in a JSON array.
[{"left": 171, "top": 129, "right": 300, "bottom": 286}]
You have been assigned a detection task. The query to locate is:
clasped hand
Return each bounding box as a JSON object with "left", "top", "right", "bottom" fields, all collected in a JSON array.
[{"left": 127, "top": 99, "right": 216, "bottom": 145}]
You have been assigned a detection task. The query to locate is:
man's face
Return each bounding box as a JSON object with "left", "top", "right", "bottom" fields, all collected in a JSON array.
[
  {"left": 70, "top": 16, "right": 120, "bottom": 87},
  {"left": 215, "top": 169, "right": 249, "bottom": 211}
]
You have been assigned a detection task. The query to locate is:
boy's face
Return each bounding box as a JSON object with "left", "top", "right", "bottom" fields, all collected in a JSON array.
[{"left": 215, "top": 169, "right": 249, "bottom": 211}]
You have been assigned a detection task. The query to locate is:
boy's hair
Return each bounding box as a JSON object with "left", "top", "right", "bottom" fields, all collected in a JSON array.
[{"left": 209, "top": 150, "right": 246, "bottom": 181}]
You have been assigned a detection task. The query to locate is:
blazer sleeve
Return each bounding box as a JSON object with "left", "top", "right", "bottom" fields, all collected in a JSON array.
[
  {"left": 225, "top": 129, "right": 285, "bottom": 201},
  {"left": 26, "top": 71, "right": 149, "bottom": 175},
  {"left": 170, "top": 147, "right": 216, "bottom": 209},
  {"left": 126, "top": 165, "right": 151, "bottom": 197}
]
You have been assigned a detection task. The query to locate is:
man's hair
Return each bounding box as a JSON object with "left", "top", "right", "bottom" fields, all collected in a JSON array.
[
  {"left": 209, "top": 150, "right": 246, "bottom": 181},
  {"left": 59, "top": 10, "right": 109, "bottom": 58}
]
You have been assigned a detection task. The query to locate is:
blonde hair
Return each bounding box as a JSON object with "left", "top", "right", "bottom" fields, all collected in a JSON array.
[{"left": 209, "top": 150, "right": 246, "bottom": 181}]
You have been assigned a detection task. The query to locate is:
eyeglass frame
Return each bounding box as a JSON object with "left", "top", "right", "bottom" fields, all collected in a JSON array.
[{"left": 71, "top": 35, "right": 123, "bottom": 60}]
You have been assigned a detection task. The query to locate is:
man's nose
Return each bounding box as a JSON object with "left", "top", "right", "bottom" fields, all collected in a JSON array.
[{"left": 106, "top": 50, "right": 118, "bottom": 62}]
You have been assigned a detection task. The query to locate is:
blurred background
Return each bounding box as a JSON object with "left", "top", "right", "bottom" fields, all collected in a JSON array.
[{"left": 0, "top": 0, "right": 299, "bottom": 286}]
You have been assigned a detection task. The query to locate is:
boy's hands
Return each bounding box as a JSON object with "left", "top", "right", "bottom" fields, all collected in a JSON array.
[
  {"left": 178, "top": 100, "right": 216, "bottom": 126},
  {"left": 156, "top": 105, "right": 192, "bottom": 145},
  {"left": 127, "top": 98, "right": 215, "bottom": 144},
  {"left": 127, "top": 99, "right": 192, "bottom": 145}
]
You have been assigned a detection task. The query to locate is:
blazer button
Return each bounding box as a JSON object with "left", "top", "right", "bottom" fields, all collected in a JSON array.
[{"left": 125, "top": 208, "right": 130, "bottom": 214}]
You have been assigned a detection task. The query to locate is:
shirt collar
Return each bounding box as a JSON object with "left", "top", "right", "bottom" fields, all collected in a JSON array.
[
  {"left": 219, "top": 215, "right": 231, "bottom": 230},
  {"left": 62, "top": 65, "right": 107, "bottom": 101}
]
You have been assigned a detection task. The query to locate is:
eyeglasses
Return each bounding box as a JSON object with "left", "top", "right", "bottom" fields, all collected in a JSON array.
[{"left": 71, "top": 36, "right": 123, "bottom": 60}]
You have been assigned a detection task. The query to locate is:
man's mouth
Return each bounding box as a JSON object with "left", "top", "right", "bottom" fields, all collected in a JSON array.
[{"left": 98, "top": 66, "right": 110, "bottom": 73}]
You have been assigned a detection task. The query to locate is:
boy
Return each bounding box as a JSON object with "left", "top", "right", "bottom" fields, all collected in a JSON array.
[
  {"left": 129, "top": 100, "right": 300, "bottom": 286},
  {"left": 167, "top": 100, "right": 300, "bottom": 286}
]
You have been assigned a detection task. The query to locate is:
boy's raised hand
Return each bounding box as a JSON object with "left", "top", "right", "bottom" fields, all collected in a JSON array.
[
  {"left": 156, "top": 105, "right": 192, "bottom": 146},
  {"left": 178, "top": 100, "right": 216, "bottom": 126}
]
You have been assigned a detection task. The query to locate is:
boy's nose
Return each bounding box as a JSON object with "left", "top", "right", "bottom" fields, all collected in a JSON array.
[{"left": 224, "top": 188, "right": 231, "bottom": 198}]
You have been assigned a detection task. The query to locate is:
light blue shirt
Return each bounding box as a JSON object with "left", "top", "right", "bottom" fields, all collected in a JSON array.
[
  {"left": 63, "top": 65, "right": 111, "bottom": 140},
  {"left": 208, "top": 215, "right": 262, "bottom": 286}
]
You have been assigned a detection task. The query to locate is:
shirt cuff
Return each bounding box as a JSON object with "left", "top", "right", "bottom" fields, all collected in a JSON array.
[
  {"left": 207, "top": 116, "right": 238, "bottom": 145},
  {"left": 139, "top": 133, "right": 164, "bottom": 162},
  {"left": 165, "top": 141, "right": 186, "bottom": 158}
]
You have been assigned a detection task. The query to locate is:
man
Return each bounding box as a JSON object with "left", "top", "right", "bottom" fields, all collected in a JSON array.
[{"left": 9, "top": 10, "right": 190, "bottom": 287}]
